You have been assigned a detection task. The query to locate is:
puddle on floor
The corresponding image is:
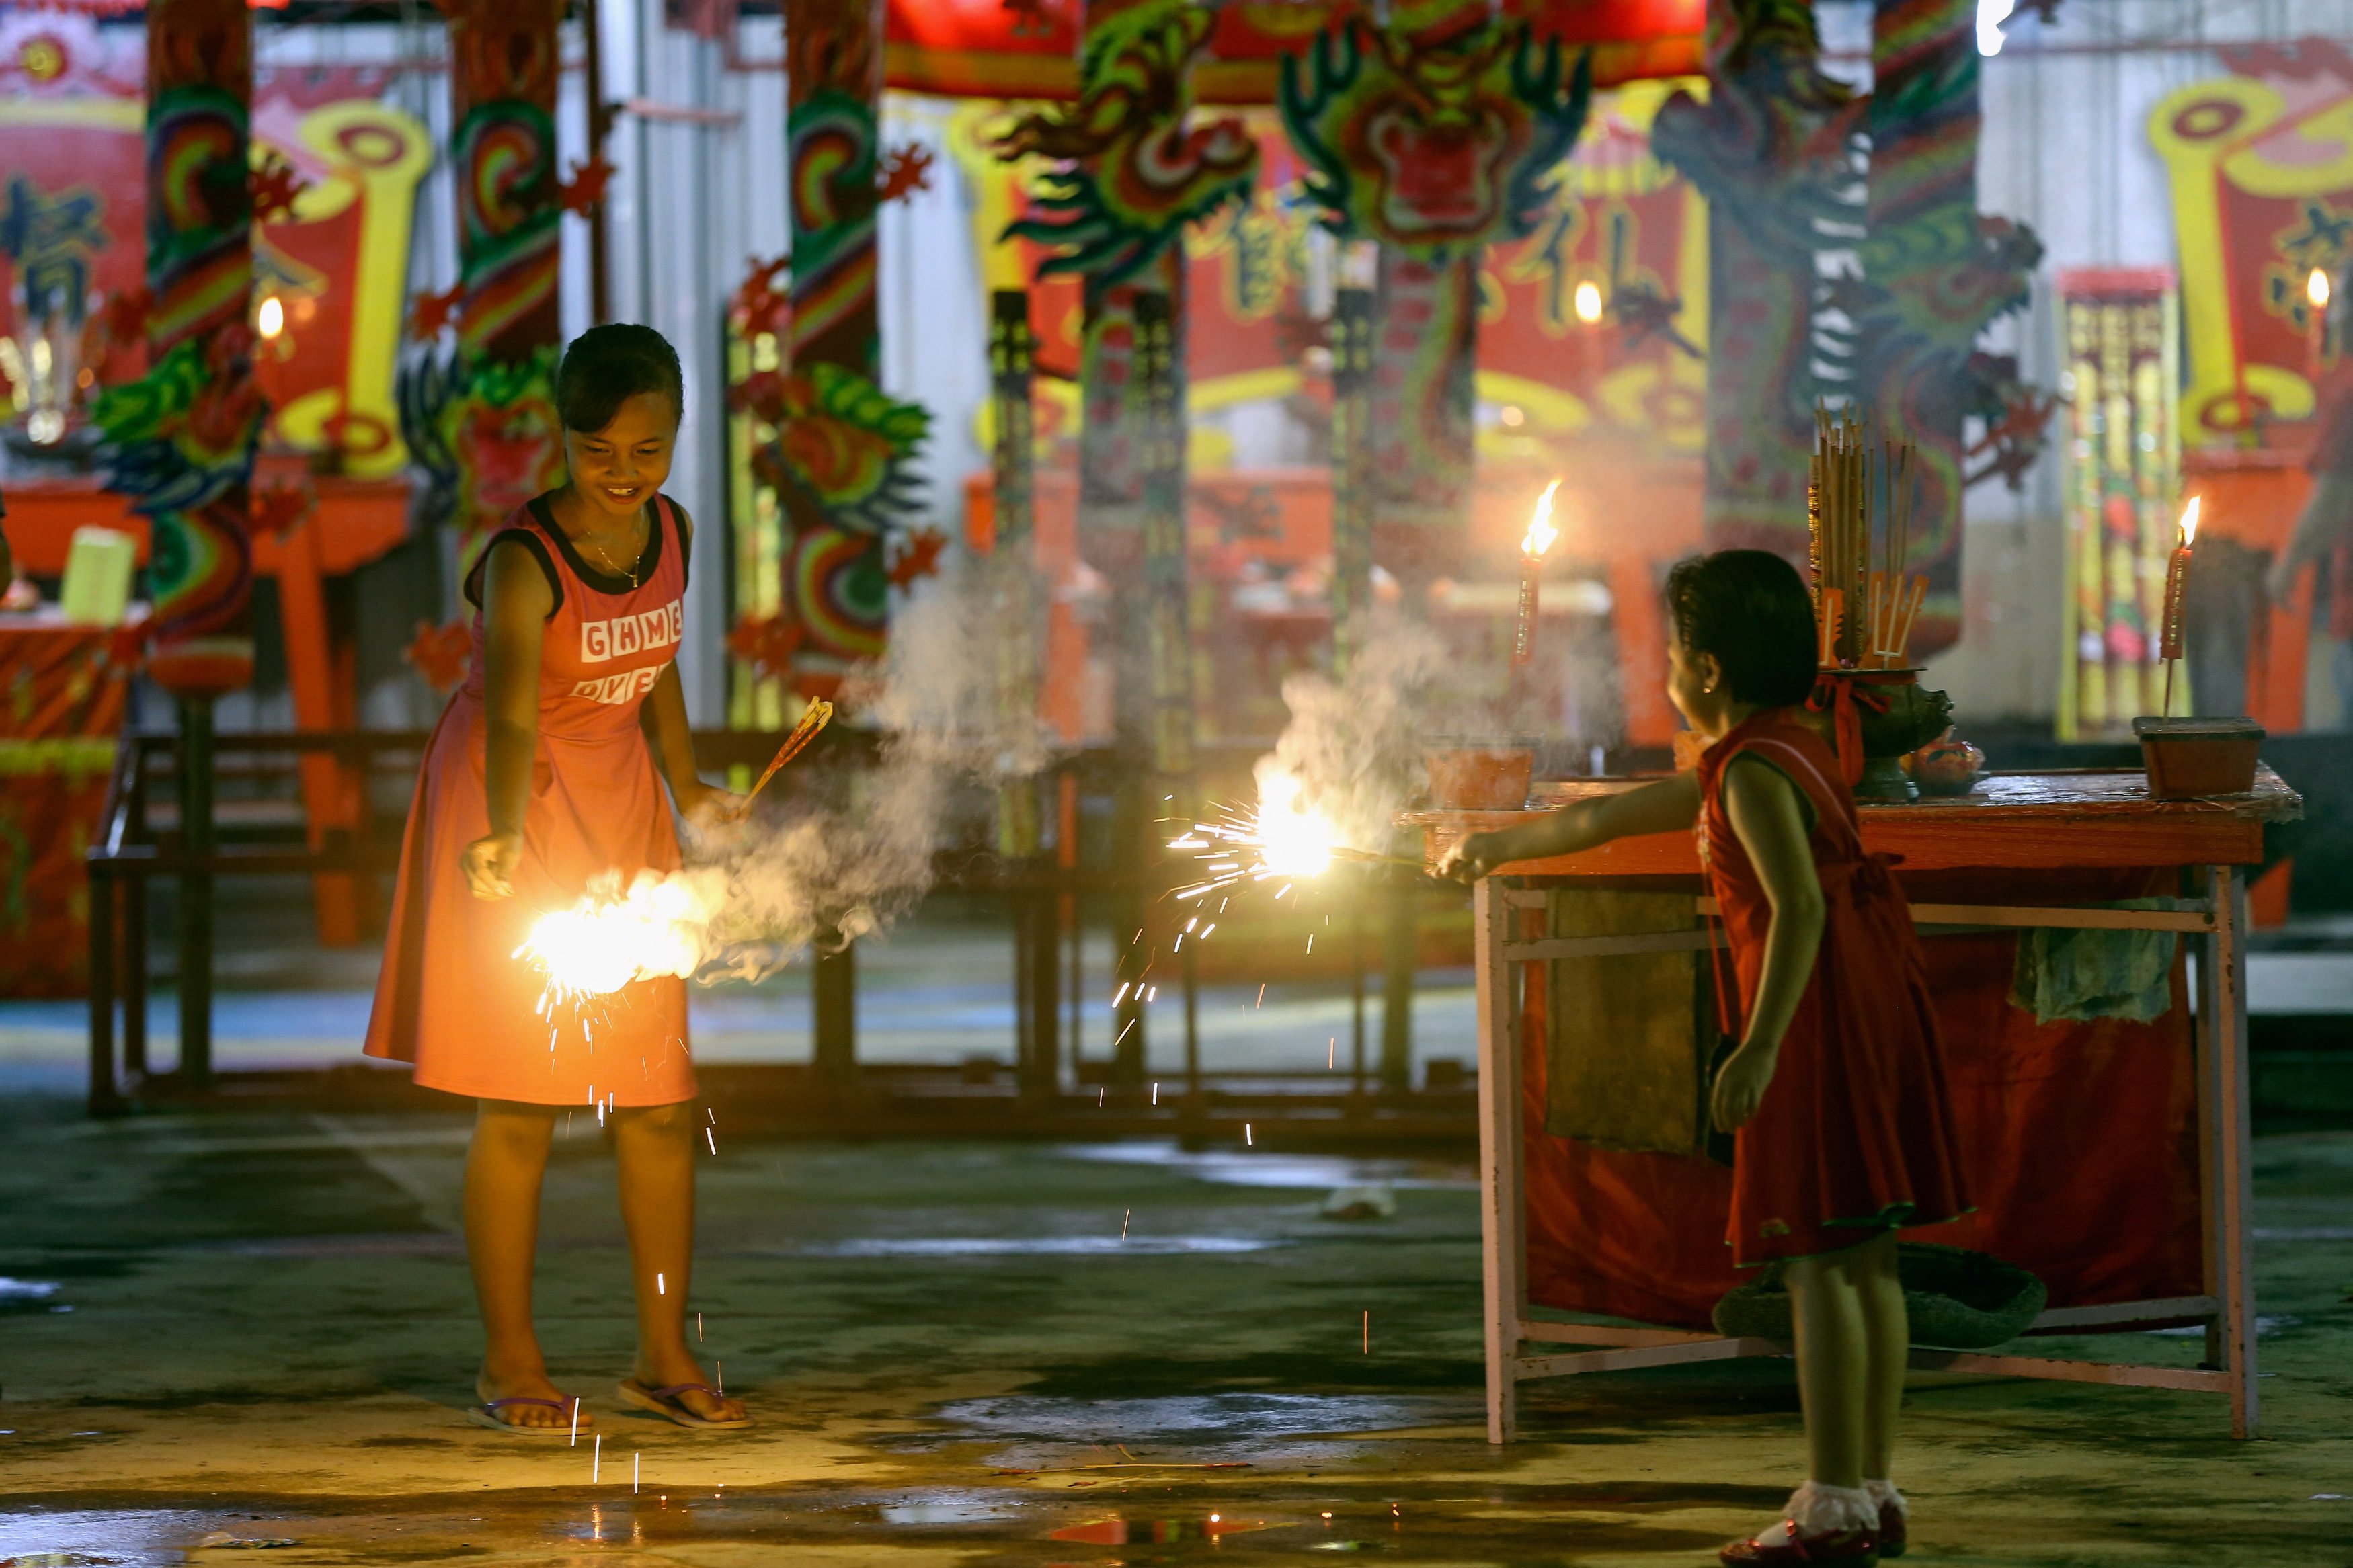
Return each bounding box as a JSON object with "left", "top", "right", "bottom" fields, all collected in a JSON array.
[
  {"left": 1059, "top": 1140, "right": 1476, "bottom": 1192},
  {"left": 785, "top": 1235, "right": 1283, "bottom": 1257},
  {"left": 940, "top": 1391, "right": 1481, "bottom": 1441},
  {"left": 1049, "top": 1512, "right": 1272, "bottom": 1543}
]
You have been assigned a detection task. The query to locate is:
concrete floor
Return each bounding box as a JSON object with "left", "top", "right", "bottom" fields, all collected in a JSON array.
[{"left": 4, "top": 1093, "right": 2352, "bottom": 1567}]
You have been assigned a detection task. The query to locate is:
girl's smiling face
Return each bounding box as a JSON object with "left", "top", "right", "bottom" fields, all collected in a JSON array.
[{"left": 563, "top": 390, "right": 678, "bottom": 521}]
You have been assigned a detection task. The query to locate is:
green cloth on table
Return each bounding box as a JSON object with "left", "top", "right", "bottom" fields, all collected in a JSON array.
[{"left": 2008, "top": 898, "right": 2180, "bottom": 1025}]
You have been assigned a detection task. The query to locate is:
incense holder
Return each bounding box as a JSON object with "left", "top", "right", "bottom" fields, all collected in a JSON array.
[
  {"left": 2133, "top": 716, "right": 2262, "bottom": 799},
  {"left": 1806, "top": 669, "right": 1954, "bottom": 803},
  {"left": 1425, "top": 745, "right": 1536, "bottom": 811}
]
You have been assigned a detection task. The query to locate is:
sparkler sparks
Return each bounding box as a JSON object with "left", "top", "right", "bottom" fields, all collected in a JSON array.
[
  {"left": 1168, "top": 768, "right": 1350, "bottom": 904},
  {"left": 517, "top": 869, "right": 724, "bottom": 1003}
]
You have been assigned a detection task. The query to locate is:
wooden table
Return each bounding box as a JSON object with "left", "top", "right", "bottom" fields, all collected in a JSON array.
[{"left": 1405, "top": 768, "right": 2303, "bottom": 1443}]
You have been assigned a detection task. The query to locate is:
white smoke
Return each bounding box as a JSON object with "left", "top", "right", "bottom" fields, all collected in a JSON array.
[
  {"left": 519, "top": 561, "right": 1043, "bottom": 991},
  {"left": 1251, "top": 612, "right": 1451, "bottom": 852}
]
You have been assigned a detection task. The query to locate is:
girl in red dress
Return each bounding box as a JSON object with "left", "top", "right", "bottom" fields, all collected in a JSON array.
[
  {"left": 1443, "top": 550, "right": 1969, "bottom": 1565},
  {"left": 365, "top": 325, "right": 750, "bottom": 1435}
]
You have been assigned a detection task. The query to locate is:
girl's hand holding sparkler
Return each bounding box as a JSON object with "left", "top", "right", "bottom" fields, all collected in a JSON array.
[{"left": 462, "top": 830, "right": 523, "bottom": 901}]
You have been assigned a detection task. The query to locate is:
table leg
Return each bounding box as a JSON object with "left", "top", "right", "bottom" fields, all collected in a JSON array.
[
  {"left": 87, "top": 864, "right": 120, "bottom": 1116},
  {"left": 1475, "top": 878, "right": 1523, "bottom": 1443},
  {"left": 2206, "top": 864, "right": 2260, "bottom": 1437},
  {"left": 123, "top": 872, "right": 147, "bottom": 1081}
]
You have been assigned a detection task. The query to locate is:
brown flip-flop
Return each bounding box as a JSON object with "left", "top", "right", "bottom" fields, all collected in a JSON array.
[{"left": 616, "top": 1378, "right": 750, "bottom": 1430}]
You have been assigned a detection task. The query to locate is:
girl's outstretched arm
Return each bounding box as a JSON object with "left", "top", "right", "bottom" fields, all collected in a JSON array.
[
  {"left": 1708, "top": 755, "right": 1826, "bottom": 1132},
  {"left": 1438, "top": 772, "right": 1700, "bottom": 881},
  {"left": 461, "top": 540, "right": 554, "bottom": 899}
]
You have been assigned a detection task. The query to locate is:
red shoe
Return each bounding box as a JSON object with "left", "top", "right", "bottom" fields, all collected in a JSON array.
[
  {"left": 1875, "top": 1501, "right": 1906, "bottom": 1559},
  {"left": 1718, "top": 1524, "right": 1879, "bottom": 1565}
]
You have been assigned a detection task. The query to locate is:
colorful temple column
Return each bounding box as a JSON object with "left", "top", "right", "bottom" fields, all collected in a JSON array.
[
  {"left": 787, "top": 0, "right": 883, "bottom": 378},
  {"left": 91, "top": 0, "right": 264, "bottom": 1087},
  {"left": 1854, "top": 0, "right": 2039, "bottom": 655},
  {"left": 440, "top": 0, "right": 567, "bottom": 543},
  {"left": 1328, "top": 284, "right": 1377, "bottom": 672},
  {"left": 995, "top": 0, "right": 1258, "bottom": 1086},
  {"left": 998, "top": 0, "right": 1257, "bottom": 690},
  {"left": 1652, "top": 0, "right": 1855, "bottom": 561},
  {"left": 989, "top": 289, "right": 1042, "bottom": 858},
  {"left": 104, "top": 0, "right": 261, "bottom": 700},
  {"left": 779, "top": 0, "right": 936, "bottom": 688}
]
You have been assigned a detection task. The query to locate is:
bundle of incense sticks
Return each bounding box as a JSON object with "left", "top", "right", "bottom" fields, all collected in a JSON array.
[
  {"left": 1810, "top": 406, "right": 1929, "bottom": 669},
  {"left": 728, "top": 697, "right": 834, "bottom": 819}
]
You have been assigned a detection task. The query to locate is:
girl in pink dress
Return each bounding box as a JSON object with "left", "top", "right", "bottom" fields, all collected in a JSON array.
[{"left": 366, "top": 325, "right": 748, "bottom": 1434}]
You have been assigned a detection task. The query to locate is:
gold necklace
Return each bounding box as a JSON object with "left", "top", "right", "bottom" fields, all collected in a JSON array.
[{"left": 579, "top": 515, "right": 645, "bottom": 589}]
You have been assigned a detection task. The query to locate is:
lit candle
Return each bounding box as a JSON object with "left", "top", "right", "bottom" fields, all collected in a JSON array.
[
  {"left": 2159, "top": 495, "right": 2200, "bottom": 716},
  {"left": 2159, "top": 496, "right": 2199, "bottom": 663},
  {"left": 1512, "top": 479, "right": 1562, "bottom": 669},
  {"left": 2311, "top": 267, "right": 2334, "bottom": 372}
]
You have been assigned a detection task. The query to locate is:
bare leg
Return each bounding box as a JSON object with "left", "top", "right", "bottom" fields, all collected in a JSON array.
[
  {"left": 463, "top": 1098, "right": 586, "bottom": 1428},
  {"left": 611, "top": 1100, "right": 744, "bottom": 1421},
  {"left": 1784, "top": 1241, "right": 1872, "bottom": 1490},
  {"left": 1854, "top": 1230, "right": 1908, "bottom": 1480}
]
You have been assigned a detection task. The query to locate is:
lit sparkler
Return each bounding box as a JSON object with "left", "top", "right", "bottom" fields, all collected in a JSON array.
[
  {"left": 516, "top": 868, "right": 725, "bottom": 1003},
  {"left": 1168, "top": 768, "right": 1343, "bottom": 900}
]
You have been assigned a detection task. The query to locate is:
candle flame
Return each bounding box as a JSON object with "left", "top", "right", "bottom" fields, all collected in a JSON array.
[
  {"left": 257, "top": 294, "right": 285, "bottom": 341},
  {"left": 517, "top": 868, "right": 722, "bottom": 1002},
  {"left": 2311, "top": 267, "right": 2334, "bottom": 310},
  {"left": 1572, "top": 280, "right": 1604, "bottom": 324},
  {"left": 2179, "top": 495, "right": 2200, "bottom": 548},
  {"left": 1520, "top": 479, "right": 1562, "bottom": 559}
]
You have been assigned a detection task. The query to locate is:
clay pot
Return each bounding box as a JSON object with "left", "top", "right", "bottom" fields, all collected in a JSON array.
[
  {"left": 2133, "top": 717, "right": 2262, "bottom": 799},
  {"left": 1425, "top": 745, "right": 1535, "bottom": 811}
]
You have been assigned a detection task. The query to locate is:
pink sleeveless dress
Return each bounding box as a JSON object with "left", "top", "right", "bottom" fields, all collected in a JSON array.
[{"left": 364, "top": 493, "right": 696, "bottom": 1107}]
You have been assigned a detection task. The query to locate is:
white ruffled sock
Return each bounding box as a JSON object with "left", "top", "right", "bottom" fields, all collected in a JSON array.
[
  {"left": 1746, "top": 1481, "right": 1881, "bottom": 1547},
  {"left": 1864, "top": 1478, "right": 1907, "bottom": 1520}
]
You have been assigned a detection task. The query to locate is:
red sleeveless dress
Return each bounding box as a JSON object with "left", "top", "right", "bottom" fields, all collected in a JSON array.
[
  {"left": 363, "top": 493, "right": 697, "bottom": 1108},
  {"left": 1694, "top": 708, "right": 1970, "bottom": 1264}
]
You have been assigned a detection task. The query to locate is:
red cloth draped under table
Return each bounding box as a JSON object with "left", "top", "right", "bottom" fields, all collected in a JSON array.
[{"left": 1520, "top": 866, "right": 2204, "bottom": 1329}]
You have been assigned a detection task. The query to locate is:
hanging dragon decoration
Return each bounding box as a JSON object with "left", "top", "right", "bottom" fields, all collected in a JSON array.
[
  {"left": 994, "top": 0, "right": 1261, "bottom": 295},
  {"left": 1279, "top": 12, "right": 1594, "bottom": 258}
]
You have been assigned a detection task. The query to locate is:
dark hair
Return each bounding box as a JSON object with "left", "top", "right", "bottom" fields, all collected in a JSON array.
[
  {"left": 1664, "top": 550, "right": 1819, "bottom": 708},
  {"left": 555, "top": 323, "right": 684, "bottom": 433}
]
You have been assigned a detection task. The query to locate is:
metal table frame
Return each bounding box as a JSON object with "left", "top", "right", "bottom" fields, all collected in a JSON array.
[{"left": 1471, "top": 867, "right": 2260, "bottom": 1442}]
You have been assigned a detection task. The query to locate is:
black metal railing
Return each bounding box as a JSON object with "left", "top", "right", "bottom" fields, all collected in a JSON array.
[{"left": 83, "top": 727, "right": 1447, "bottom": 1116}]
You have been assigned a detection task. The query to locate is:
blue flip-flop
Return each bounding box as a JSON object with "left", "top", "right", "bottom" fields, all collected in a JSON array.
[
  {"left": 466, "top": 1395, "right": 585, "bottom": 1436},
  {"left": 616, "top": 1378, "right": 751, "bottom": 1430}
]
